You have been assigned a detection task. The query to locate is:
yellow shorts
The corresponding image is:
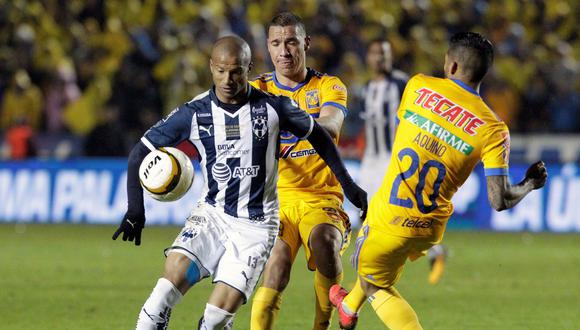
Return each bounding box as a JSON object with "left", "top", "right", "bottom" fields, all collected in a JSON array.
[
  {"left": 351, "top": 224, "right": 434, "bottom": 288},
  {"left": 279, "top": 197, "right": 351, "bottom": 271}
]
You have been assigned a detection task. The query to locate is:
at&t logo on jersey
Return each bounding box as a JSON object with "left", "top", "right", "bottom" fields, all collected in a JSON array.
[
  {"left": 212, "top": 163, "right": 260, "bottom": 182},
  {"left": 212, "top": 163, "right": 231, "bottom": 183},
  {"left": 252, "top": 116, "right": 268, "bottom": 139},
  {"left": 233, "top": 166, "right": 260, "bottom": 178}
]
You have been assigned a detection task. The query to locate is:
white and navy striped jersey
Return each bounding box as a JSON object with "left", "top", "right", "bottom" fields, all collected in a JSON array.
[
  {"left": 362, "top": 70, "right": 408, "bottom": 156},
  {"left": 141, "top": 86, "right": 314, "bottom": 227}
]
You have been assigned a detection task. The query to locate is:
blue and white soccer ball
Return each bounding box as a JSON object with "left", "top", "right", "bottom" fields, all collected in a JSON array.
[{"left": 138, "top": 147, "right": 194, "bottom": 202}]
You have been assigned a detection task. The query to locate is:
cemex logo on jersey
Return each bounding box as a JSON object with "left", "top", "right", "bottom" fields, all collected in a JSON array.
[
  {"left": 252, "top": 116, "right": 268, "bottom": 140},
  {"left": 280, "top": 145, "right": 317, "bottom": 159},
  {"left": 212, "top": 163, "right": 260, "bottom": 183}
]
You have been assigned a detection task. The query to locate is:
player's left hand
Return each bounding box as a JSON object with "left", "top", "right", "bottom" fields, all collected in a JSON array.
[
  {"left": 525, "top": 160, "right": 548, "bottom": 190},
  {"left": 112, "top": 211, "right": 145, "bottom": 246},
  {"left": 343, "top": 182, "right": 368, "bottom": 220}
]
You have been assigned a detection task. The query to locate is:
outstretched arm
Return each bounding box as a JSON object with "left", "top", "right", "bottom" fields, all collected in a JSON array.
[
  {"left": 112, "top": 141, "right": 150, "bottom": 245},
  {"left": 307, "top": 121, "right": 368, "bottom": 218},
  {"left": 486, "top": 161, "right": 547, "bottom": 211}
]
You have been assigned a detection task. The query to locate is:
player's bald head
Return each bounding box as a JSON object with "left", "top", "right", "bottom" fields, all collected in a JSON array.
[
  {"left": 211, "top": 35, "right": 252, "bottom": 67},
  {"left": 446, "top": 32, "right": 494, "bottom": 83}
]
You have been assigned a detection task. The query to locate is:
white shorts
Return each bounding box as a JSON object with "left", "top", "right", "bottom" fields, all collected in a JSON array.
[
  {"left": 165, "top": 203, "right": 278, "bottom": 301},
  {"left": 359, "top": 152, "right": 391, "bottom": 198}
]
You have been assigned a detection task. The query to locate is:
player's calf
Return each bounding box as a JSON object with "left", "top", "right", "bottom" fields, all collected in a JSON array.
[
  {"left": 198, "top": 304, "right": 234, "bottom": 330},
  {"left": 136, "top": 278, "right": 182, "bottom": 330}
]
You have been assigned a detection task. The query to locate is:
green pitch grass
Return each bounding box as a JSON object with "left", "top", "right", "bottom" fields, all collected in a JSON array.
[{"left": 1, "top": 224, "right": 578, "bottom": 329}]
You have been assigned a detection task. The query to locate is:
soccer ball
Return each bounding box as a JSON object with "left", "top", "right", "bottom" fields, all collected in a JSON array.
[{"left": 138, "top": 147, "right": 194, "bottom": 202}]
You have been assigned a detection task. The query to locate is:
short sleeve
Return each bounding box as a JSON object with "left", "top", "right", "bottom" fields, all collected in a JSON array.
[
  {"left": 320, "top": 76, "right": 348, "bottom": 116},
  {"left": 277, "top": 96, "right": 314, "bottom": 139},
  {"left": 143, "top": 104, "right": 193, "bottom": 149},
  {"left": 481, "top": 122, "right": 510, "bottom": 176}
]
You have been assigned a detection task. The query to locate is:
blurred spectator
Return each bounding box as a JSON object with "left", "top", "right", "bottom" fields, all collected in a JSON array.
[
  {"left": 4, "top": 118, "right": 36, "bottom": 160},
  {"left": 0, "top": 70, "right": 43, "bottom": 132},
  {"left": 43, "top": 59, "right": 81, "bottom": 133}
]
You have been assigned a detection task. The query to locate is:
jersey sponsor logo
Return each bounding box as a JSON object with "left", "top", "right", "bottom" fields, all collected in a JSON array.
[
  {"left": 404, "top": 110, "right": 474, "bottom": 155},
  {"left": 332, "top": 84, "right": 347, "bottom": 92},
  {"left": 390, "top": 216, "right": 433, "bottom": 229},
  {"left": 252, "top": 116, "right": 268, "bottom": 140},
  {"left": 306, "top": 90, "right": 320, "bottom": 109},
  {"left": 251, "top": 104, "right": 267, "bottom": 115},
  {"left": 199, "top": 124, "right": 213, "bottom": 136},
  {"left": 280, "top": 147, "right": 317, "bottom": 159},
  {"left": 413, "top": 87, "right": 485, "bottom": 135},
  {"left": 162, "top": 107, "right": 180, "bottom": 122},
  {"left": 216, "top": 144, "right": 250, "bottom": 156},
  {"left": 217, "top": 144, "right": 235, "bottom": 151},
  {"left": 226, "top": 124, "right": 241, "bottom": 140},
  {"left": 211, "top": 162, "right": 231, "bottom": 183},
  {"left": 280, "top": 145, "right": 296, "bottom": 158},
  {"left": 197, "top": 112, "right": 211, "bottom": 117},
  {"left": 233, "top": 165, "right": 260, "bottom": 178}
]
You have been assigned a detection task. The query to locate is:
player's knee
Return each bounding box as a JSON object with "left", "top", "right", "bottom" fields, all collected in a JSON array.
[
  {"left": 163, "top": 252, "right": 198, "bottom": 293},
  {"left": 310, "top": 224, "right": 342, "bottom": 255}
]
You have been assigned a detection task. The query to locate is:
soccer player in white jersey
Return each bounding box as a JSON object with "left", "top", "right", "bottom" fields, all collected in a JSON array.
[
  {"left": 359, "top": 39, "right": 408, "bottom": 197},
  {"left": 112, "top": 36, "right": 367, "bottom": 330},
  {"left": 360, "top": 39, "right": 446, "bottom": 284}
]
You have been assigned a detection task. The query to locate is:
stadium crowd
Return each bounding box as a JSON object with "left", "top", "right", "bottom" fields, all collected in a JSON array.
[{"left": 0, "top": 0, "right": 578, "bottom": 159}]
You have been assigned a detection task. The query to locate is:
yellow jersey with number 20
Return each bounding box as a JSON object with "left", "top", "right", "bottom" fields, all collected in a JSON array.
[{"left": 368, "top": 74, "right": 510, "bottom": 242}]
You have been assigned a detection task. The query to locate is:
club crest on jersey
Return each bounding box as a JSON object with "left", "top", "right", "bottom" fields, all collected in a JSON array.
[
  {"left": 252, "top": 116, "right": 268, "bottom": 140},
  {"left": 181, "top": 228, "right": 199, "bottom": 242},
  {"left": 306, "top": 90, "right": 320, "bottom": 109}
]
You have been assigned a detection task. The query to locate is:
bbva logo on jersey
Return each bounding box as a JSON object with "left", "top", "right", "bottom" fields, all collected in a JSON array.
[
  {"left": 211, "top": 162, "right": 260, "bottom": 183},
  {"left": 252, "top": 116, "right": 268, "bottom": 140}
]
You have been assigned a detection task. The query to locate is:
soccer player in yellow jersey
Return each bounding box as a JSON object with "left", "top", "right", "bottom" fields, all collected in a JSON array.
[
  {"left": 250, "top": 12, "right": 362, "bottom": 330},
  {"left": 329, "top": 32, "right": 548, "bottom": 329}
]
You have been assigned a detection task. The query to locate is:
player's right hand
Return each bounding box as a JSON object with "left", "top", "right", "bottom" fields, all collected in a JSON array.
[
  {"left": 343, "top": 182, "right": 368, "bottom": 220},
  {"left": 525, "top": 161, "right": 548, "bottom": 190},
  {"left": 112, "top": 211, "right": 145, "bottom": 246}
]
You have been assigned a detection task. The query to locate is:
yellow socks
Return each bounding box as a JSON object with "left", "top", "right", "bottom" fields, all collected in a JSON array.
[
  {"left": 313, "top": 271, "right": 343, "bottom": 330},
  {"left": 250, "top": 287, "right": 282, "bottom": 330},
  {"left": 342, "top": 278, "right": 366, "bottom": 314},
  {"left": 369, "top": 288, "right": 423, "bottom": 330}
]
